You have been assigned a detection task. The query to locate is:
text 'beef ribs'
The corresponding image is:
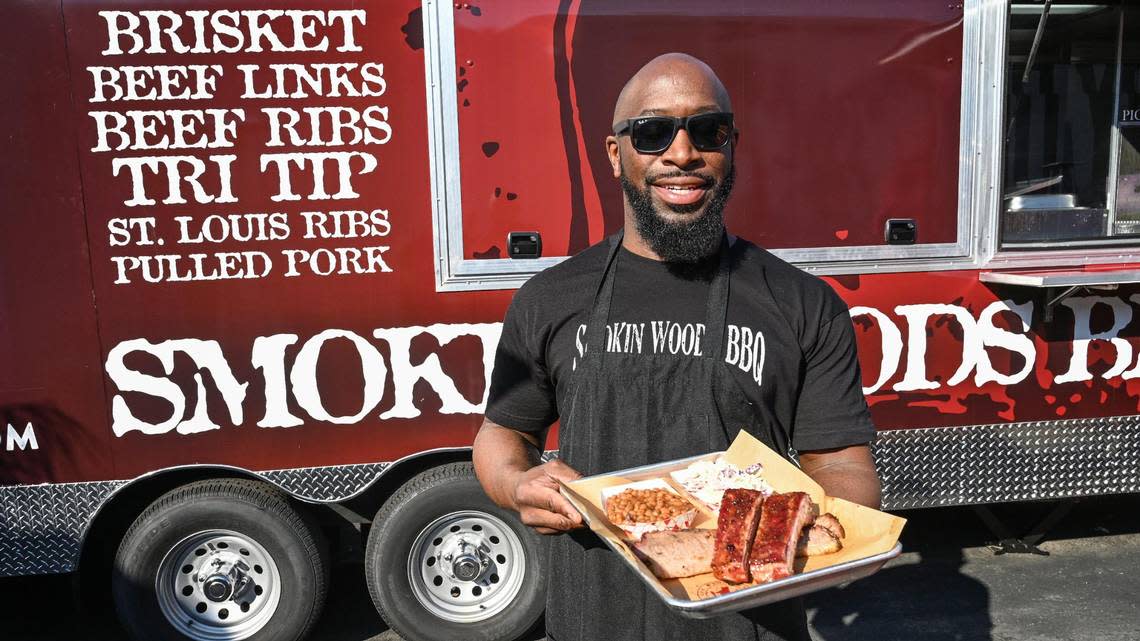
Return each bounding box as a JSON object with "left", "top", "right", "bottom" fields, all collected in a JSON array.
[
  {"left": 749, "top": 492, "right": 814, "bottom": 582},
  {"left": 711, "top": 488, "right": 764, "bottom": 583}
]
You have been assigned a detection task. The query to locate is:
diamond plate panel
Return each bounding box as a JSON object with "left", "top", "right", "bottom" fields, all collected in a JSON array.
[
  {"left": 261, "top": 463, "right": 390, "bottom": 501},
  {"left": 0, "top": 481, "right": 124, "bottom": 577},
  {"left": 0, "top": 462, "right": 394, "bottom": 578},
  {"left": 875, "top": 417, "right": 1140, "bottom": 509}
]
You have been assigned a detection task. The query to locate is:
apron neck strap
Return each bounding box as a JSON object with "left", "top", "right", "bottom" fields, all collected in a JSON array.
[
  {"left": 582, "top": 231, "right": 624, "bottom": 371},
  {"left": 702, "top": 235, "right": 732, "bottom": 359}
]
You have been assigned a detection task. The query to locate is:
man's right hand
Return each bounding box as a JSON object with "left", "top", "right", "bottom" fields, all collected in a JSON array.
[
  {"left": 473, "top": 420, "right": 586, "bottom": 535},
  {"left": 509, "top": 459, "right": 584, "bottom": 535}
]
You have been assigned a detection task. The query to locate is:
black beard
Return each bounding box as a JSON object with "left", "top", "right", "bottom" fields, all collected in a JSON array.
[{"left": 621, "top": 164, "right": 735, "bottom": 266}]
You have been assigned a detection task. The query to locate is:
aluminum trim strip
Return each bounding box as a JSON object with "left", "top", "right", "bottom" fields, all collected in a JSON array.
[
  {"left": 987, "top": 249, "right": 1140, "bottom": 268},
  {"left": 979, "top": 269, "right": 1140, "bottom": 287},
  {"left": 970, "top": 0, "right": 1012, "bottom": 264},
  {"left": 423, "top": 0, "right": 464, "bottom": 291},
  {"left": 1105, "top": 9, "right": 1125, "bottom": 227}
]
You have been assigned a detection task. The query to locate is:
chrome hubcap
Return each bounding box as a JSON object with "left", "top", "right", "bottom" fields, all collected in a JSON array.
[
  {"left": 408, "top": 511, "right": 526, "bottom": 623},
  {"left": 441, "top": 535, "right": 491, "bottom": 582},
  {"left": 155, "top": 530, "right": 281, "bottom": 641}
]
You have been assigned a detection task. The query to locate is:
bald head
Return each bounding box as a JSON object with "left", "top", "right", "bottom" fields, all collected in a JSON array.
[{"left": 612, "top": 53, "right": 732, "bottom": 125}]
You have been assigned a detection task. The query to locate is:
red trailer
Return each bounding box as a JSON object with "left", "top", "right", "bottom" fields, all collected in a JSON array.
[{"left": 2, "top": 1, "right": 1138, "bottom": 640}]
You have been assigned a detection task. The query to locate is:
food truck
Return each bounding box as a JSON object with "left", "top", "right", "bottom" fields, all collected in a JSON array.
[{"left": 2, "top": 0, "right": 1138, "bottom": 639}]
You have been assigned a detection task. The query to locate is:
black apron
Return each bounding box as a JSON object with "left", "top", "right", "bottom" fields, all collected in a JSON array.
[{"left": 545, "top": 232, "right": 810, "bottom": 641}]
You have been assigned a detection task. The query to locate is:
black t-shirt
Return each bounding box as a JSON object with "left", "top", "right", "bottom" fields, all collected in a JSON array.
[{"left": 485, "top": 237, "right": 875, "bottom": 452}]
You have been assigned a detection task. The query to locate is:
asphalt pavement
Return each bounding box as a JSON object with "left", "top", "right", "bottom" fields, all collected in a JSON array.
[{"left": 2, "top": 495, "right": 1138, "bottom": 641}]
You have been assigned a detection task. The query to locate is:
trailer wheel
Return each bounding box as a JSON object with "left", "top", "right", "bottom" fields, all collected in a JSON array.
[
  {"left": 111, "top": 479, "right": 328, "bottom": 641},
  {"left": 365, "top": 462, "right": 545, "bottom": 641}
]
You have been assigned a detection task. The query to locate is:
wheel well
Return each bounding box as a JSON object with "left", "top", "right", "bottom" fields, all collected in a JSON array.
[
  {"left": 76, "top": 467, "right": 283, "bottom": 613},
  {"left": 339, "top": 449, "right": 473, "bottom": 524}
]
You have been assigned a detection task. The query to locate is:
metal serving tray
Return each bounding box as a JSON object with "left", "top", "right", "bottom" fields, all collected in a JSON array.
[{"left": 564, "top": 453, "right": 903, "bottom": 619}]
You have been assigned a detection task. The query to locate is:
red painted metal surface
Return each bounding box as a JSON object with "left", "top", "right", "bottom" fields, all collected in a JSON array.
[
  {"left": 2, "top": 0, "right": 1139, "bottom": 491},
  {"left": 0, "top": 0, "right": 518, "bottom": 484},
  {"left": 828, "top": 271, "right": 1140, "bottom": 430},
  {"left": 0, "top": 0, "right": 115, "bottom": 484},
  {"left": 456, "top": 0, "right": 963, "bottom": 257}
]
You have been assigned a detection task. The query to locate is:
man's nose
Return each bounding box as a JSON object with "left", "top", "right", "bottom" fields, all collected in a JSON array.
[{"left": 660, "top": 128, "right": 702, "bottom": 168}]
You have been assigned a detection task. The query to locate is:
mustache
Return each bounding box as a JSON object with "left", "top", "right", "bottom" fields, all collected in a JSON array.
[{"left": 645, "top": 171, "right": 715, "bottom": 188}]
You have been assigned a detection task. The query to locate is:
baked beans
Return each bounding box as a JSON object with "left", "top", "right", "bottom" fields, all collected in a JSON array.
[{"left": 605, "top": 488, "right": 693, "bottom": 524}]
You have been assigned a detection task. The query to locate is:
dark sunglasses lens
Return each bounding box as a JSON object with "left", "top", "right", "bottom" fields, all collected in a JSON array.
[
  {"left": 631, "top": 118, "right": 676, "bottom": 152},
  {"left": 688, "top": 114, "right": 733, "bottom": 150}
]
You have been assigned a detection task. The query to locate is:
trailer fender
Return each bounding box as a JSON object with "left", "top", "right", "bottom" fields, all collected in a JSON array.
[{"left": 78, "top": 447, "right": 474, "bottom": 575}]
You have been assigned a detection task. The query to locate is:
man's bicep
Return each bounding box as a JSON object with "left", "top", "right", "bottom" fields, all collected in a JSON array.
[
  {"left": 478, "top": 417, "right": 544, "bottom": 452},
  {"left": 484, "top": 342, "right": 558, "bottom": 433},
  {"left": 798, "top": 444, "right": 881, "bottom": 509},
  {"left": 791, "top": 312, "right": 876, "bottom": 451},
  {"left": 485, "top": 296, "right": 559, "bottom": 434},
  {"left": 798, "top": 443, "right": 876, "bottom": 473}
]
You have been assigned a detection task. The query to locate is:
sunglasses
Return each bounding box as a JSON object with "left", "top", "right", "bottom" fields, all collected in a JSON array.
[{"left": 612, "top": 112, "right": 734, "bottom": 154}]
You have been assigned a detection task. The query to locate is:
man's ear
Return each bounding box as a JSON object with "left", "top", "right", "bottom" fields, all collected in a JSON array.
[{"left": 606, "top": 136, "right": 621, "bottom": 178}]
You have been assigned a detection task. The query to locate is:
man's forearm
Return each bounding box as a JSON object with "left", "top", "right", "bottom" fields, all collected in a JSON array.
[
  {"left": 472, "top": 421, "right": 542, "bottom": 510},
  {"left": 474, "top": 420, "right": 584, "bottom": 533}
]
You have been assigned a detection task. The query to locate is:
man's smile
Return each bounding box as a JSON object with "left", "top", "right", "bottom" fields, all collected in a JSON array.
[{"left": 649, "top": 176, "right": 713, "bottom": 208}]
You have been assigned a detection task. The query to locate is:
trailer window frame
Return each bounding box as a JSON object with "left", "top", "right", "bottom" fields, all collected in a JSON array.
[
  {"left": 424, "top": 0, "right": 1004, "bottom": 292},
  {"left": 986, "top": 1, "right": 1140, "bottom": 269}
]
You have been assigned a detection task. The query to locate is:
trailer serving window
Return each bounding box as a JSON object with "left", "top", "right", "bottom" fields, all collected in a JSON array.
[
  {"left": 425, "top": 0, "right": 988, "bottom": 291},
  {"left": 1001, "top": 2, "right": 1140, "bottom": 248}
]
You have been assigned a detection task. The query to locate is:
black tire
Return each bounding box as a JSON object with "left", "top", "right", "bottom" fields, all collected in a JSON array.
[
  {"left": 365, "top": 462, "right": 546, "bottom": 641},
  {"left": 111, "top": 478, "right": 329, "bottom": 641}
]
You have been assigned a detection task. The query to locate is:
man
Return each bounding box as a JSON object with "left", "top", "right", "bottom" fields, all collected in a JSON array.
[{"left": 473, "top": 53, "right": 880, "bottom": 641}]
